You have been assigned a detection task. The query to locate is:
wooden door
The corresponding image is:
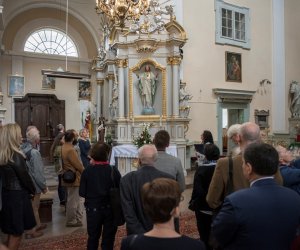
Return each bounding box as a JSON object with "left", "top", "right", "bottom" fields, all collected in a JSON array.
[{"left": 15, "top": 94, "right": 65, "bottom": 161}]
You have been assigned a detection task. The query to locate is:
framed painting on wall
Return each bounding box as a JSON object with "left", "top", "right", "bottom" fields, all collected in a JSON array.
[
  {"left": 78, "top": 80, "right": 91, "bottom": 100},
  {"left": 225, "top": 52, "right": 242, "bottom": 82},
  {"left": 8, "top": 75, "right": 25, "bottom": 96},
  {"left": 42, "top": 75, "right": 56, "bottom": 90}
]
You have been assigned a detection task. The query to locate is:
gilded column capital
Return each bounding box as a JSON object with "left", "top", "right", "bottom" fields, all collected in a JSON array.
[
  {"left": 96, "top": 79, "right": 105, "bottom": 85},
  {"left": 116, "top": 59, "right": 128, "bottom": 68},
  {"left": 106, "top": 74, "right": 114, "bottom": 80},
  {"left": 167, "top": 56, "right": 182, "bottom": 65}
]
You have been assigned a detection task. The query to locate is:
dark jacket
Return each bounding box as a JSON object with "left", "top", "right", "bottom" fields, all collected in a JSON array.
[
  {"left": 78, "top": 139, "right": 91, "bottom": 168},
  {"left": 79, "top": 164, "right": 121, "bottom": 208},
  {"left": 190, "top": 161, "right": 216, "bottom": 211},
  {"left": 279, "top": 164, "right": 300, "bottom": 195},
  {"left": 0, "top": 152, "right": 35, "bottom": 195},
  {"left": 207, "top": 154, "right": 283, "bottom": 209},
  {"left": 212, "top": 178, "right": 300, "bottom": 250},
  {"left": 120, "top": 165, "right": 174, "bottom": 235}
]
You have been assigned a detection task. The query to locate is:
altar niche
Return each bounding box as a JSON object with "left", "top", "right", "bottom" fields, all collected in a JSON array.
[{"left": 129, "top": 59, "right": 166, "bottom": 118}]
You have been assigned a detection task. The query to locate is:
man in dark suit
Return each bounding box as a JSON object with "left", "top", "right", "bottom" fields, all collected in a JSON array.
[
  {"left": 207, "top": 122, "right": 282, "bottom": 209},
  {"left": 212, "top": 143, "right": 300, "bottom": 250},
  {"left": 120, "top": 144, "right": 173, "bottom": 235}
]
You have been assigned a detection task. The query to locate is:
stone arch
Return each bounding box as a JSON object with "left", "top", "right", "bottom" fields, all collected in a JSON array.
[{"left": 2, "top": 7, "right": 98, "bottom": 58}]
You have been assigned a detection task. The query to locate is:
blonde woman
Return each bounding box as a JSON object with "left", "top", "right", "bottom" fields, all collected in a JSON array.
[
  {"left": 78, "top": 128, "right": 91, "bottom": 168},
  {"left": 0, "top": 123, "right": 36, "bottom": 250}
]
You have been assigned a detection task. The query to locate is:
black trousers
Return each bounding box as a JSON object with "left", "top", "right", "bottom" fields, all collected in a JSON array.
[
  {"left": 195, "top": 210, "right": 213, "bottom": 250},
  {"left": 86, "top": 206, "right": 117, "bottom": 250},
  {"left": 57, "top": 174, "right": 67, "bottom": 204}
]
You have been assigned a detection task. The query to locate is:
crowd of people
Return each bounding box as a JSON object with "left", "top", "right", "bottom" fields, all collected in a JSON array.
[{"left": 1, "top": 122, "right": 300, "bottom": 249}]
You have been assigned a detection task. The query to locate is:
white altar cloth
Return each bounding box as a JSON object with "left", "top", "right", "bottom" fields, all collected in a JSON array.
[{"left": 110, "top": 144, "right": 177, "bottom": 166}]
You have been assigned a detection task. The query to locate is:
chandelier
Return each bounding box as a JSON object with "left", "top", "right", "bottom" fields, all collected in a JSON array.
[{"left": 95, "top": 0, "right": 150, "bottom": 28}]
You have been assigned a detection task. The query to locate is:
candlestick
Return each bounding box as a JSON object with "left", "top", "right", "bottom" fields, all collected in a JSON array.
[
  {"left": 132, "top": 117, "right": 135, "bottom": 126},
  {"left": 159, "top": 115, "right": 162, "bottom": 127}
]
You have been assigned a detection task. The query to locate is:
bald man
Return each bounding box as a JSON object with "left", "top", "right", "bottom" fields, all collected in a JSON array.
[
  {"left": 276, "top": 145, "right": 300, "bottom": 195},
  {"left": 120, "top": 144, "right": 173, "bottom": 235},
  {"left": 207, "top": 122, "right": 282, "bottom": 209}
]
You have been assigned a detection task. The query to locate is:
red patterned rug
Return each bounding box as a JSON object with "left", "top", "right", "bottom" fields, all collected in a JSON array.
[{"left": 19, "top": 211, "right": 198, "bottom": 250}]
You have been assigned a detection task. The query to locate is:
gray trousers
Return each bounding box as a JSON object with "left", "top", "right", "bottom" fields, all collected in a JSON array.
[{"left": 66, "top": 186, "right": 84, "bottom": 225}]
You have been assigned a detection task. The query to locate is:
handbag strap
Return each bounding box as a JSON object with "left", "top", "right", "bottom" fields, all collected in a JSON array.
[
  {"left": 129, "top": 234, "right": 138, "bottom": 247},
  {"left": 226, "top": 156, "right": 234, "bottom": 195},
  {"left": 61, "top": 147, "right": 76, "bottom": 172}
]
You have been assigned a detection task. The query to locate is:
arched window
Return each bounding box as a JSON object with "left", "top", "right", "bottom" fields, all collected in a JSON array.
[{"left": 24, "top": 28, "right": 78, "bottom": 57}]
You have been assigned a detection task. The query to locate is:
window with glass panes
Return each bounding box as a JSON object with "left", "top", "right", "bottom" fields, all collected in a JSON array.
[
  {"left": 216, "top": 1, "right": 250, "bottom": 49},
  {"left": 24, "top": 28, "right": 78, "bottom": 57}
]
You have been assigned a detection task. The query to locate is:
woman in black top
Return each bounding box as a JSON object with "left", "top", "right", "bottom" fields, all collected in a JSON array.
[
  {"left": 0, "top": 123, "right": 36, "bottom": 250},
  {"left": 79, "top": 143, "right": 121, "bottom": 250},
  {"left": 121, "top": 178, "right": 205, "bottom": 250},
  {"left": 201, "top": 130, "right": 214, "bottom": 144},
  {"left": 190, "top": 143, "right": 220, "bottom": 250}
]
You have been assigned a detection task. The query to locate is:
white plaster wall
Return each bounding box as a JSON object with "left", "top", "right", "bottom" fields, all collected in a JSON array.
[
  {"left": 285, "top": 1, "right": 300, "bottom": 123},
  {"left": 2, "top": 0, "right": 300, "bottom": 142},
  {"left": 183, "top": 0, "right": 273, "bottom": 141},
  {"left": 2, "top": 0, "right": 100, "bottom": 48}
]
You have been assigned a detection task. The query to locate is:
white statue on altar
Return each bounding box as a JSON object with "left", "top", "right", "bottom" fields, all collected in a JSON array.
[
  {"left": 179, "top": 81, "right": 192, "bottom": 106},
  {"left": 136, "top": 65, "right": 158, "bottom": 115},
  {"left": 179, "top": 81, "right": 192, "bottom": 118},
  {"left": 110, "top": 82, "right": 118, "bottom": 119}
]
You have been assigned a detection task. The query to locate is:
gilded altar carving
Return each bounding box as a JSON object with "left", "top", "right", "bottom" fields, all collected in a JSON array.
[
  {"left": 116, "top": 59, "right": 128, "bottom": 68},
  {"left": 167, "top": 56, "right": 182, "bottom": 65},
  {"left": 135, "top": 38, "right": 159, "bottom": 53}
]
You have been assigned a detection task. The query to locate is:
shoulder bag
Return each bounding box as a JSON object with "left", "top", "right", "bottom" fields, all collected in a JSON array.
[
  {"left": 110, "top": 166, "right": 125, "bottom": 226},
  {"left": 61, "top": 148, "right": 76, "bottom": 183}
]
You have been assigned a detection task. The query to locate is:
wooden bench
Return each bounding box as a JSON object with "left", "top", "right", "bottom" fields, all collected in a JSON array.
[{"left": 39, "top": 191, "right": 54, "bottom": 223}]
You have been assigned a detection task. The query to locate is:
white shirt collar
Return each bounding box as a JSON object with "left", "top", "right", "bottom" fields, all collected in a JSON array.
[{"left": 250, "top": 176, "right": 274, "bottom": 187}]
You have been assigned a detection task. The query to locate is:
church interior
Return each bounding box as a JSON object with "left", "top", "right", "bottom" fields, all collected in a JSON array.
[
  {"left": 1, "top": 0, "right": 300, "bottom": 162},
  {"left": 1, "top": 0, "right": 300, "bottom": 248}
]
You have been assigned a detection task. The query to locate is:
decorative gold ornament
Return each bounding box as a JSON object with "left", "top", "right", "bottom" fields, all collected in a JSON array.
[
  {"left": 95, "top": 0, "right": 150, "bottom": 28},
  {"left": 97, "top": 79, "right": 105, "bottom": 85},
  {"left": 135, "top": 38, "right": 158, "bottom": 53},
  {"left": 116, "top": 59, "right": 128, "bottom": 68},
  {"left": 167, "top": 56, "right": 181, "bottom": 65}
]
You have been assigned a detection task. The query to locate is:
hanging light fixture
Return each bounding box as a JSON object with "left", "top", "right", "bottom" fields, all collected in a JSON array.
[
  {"left": 95, "top": 0, "right": 150, "bottom": 28},
  {"left": 41, "top": 0, "right": 91, "bottom": 79}
]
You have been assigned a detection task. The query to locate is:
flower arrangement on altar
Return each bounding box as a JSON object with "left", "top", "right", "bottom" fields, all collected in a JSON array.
[{"left": 132, "top": 123, "right": 153, "bottom": 148}]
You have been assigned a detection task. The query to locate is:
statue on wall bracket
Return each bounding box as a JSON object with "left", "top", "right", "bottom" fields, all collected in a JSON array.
[
  {"left": 136, "top": 64, "right": 159, "bottom": 115},
  {"left": 290, "top": 80, "right": 300, "bottom": 118}
]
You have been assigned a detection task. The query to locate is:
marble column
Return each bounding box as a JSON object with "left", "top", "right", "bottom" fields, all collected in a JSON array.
[
  {"left": 116, "top": 59, "right": 127, "bottom": 119},
  {"left": 168, "top": 56, "right": 181, "bottom": 118},
  {"left": 96, "top": 79, "right": 104, "bottom": 118}
]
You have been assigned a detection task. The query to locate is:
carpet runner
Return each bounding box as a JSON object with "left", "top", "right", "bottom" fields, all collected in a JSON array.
[{"left": 19, "top": 211, "right": 198, "bottom": 250}]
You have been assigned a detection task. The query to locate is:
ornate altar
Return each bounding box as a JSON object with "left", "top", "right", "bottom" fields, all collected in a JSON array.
[{"left": 93, "top": 1, "right": 192, "bottom": 172}]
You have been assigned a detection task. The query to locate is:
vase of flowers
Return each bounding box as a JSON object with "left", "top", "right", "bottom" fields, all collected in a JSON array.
[{"left": 132, "top": 123, "right": 152, "bottom": 148}]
